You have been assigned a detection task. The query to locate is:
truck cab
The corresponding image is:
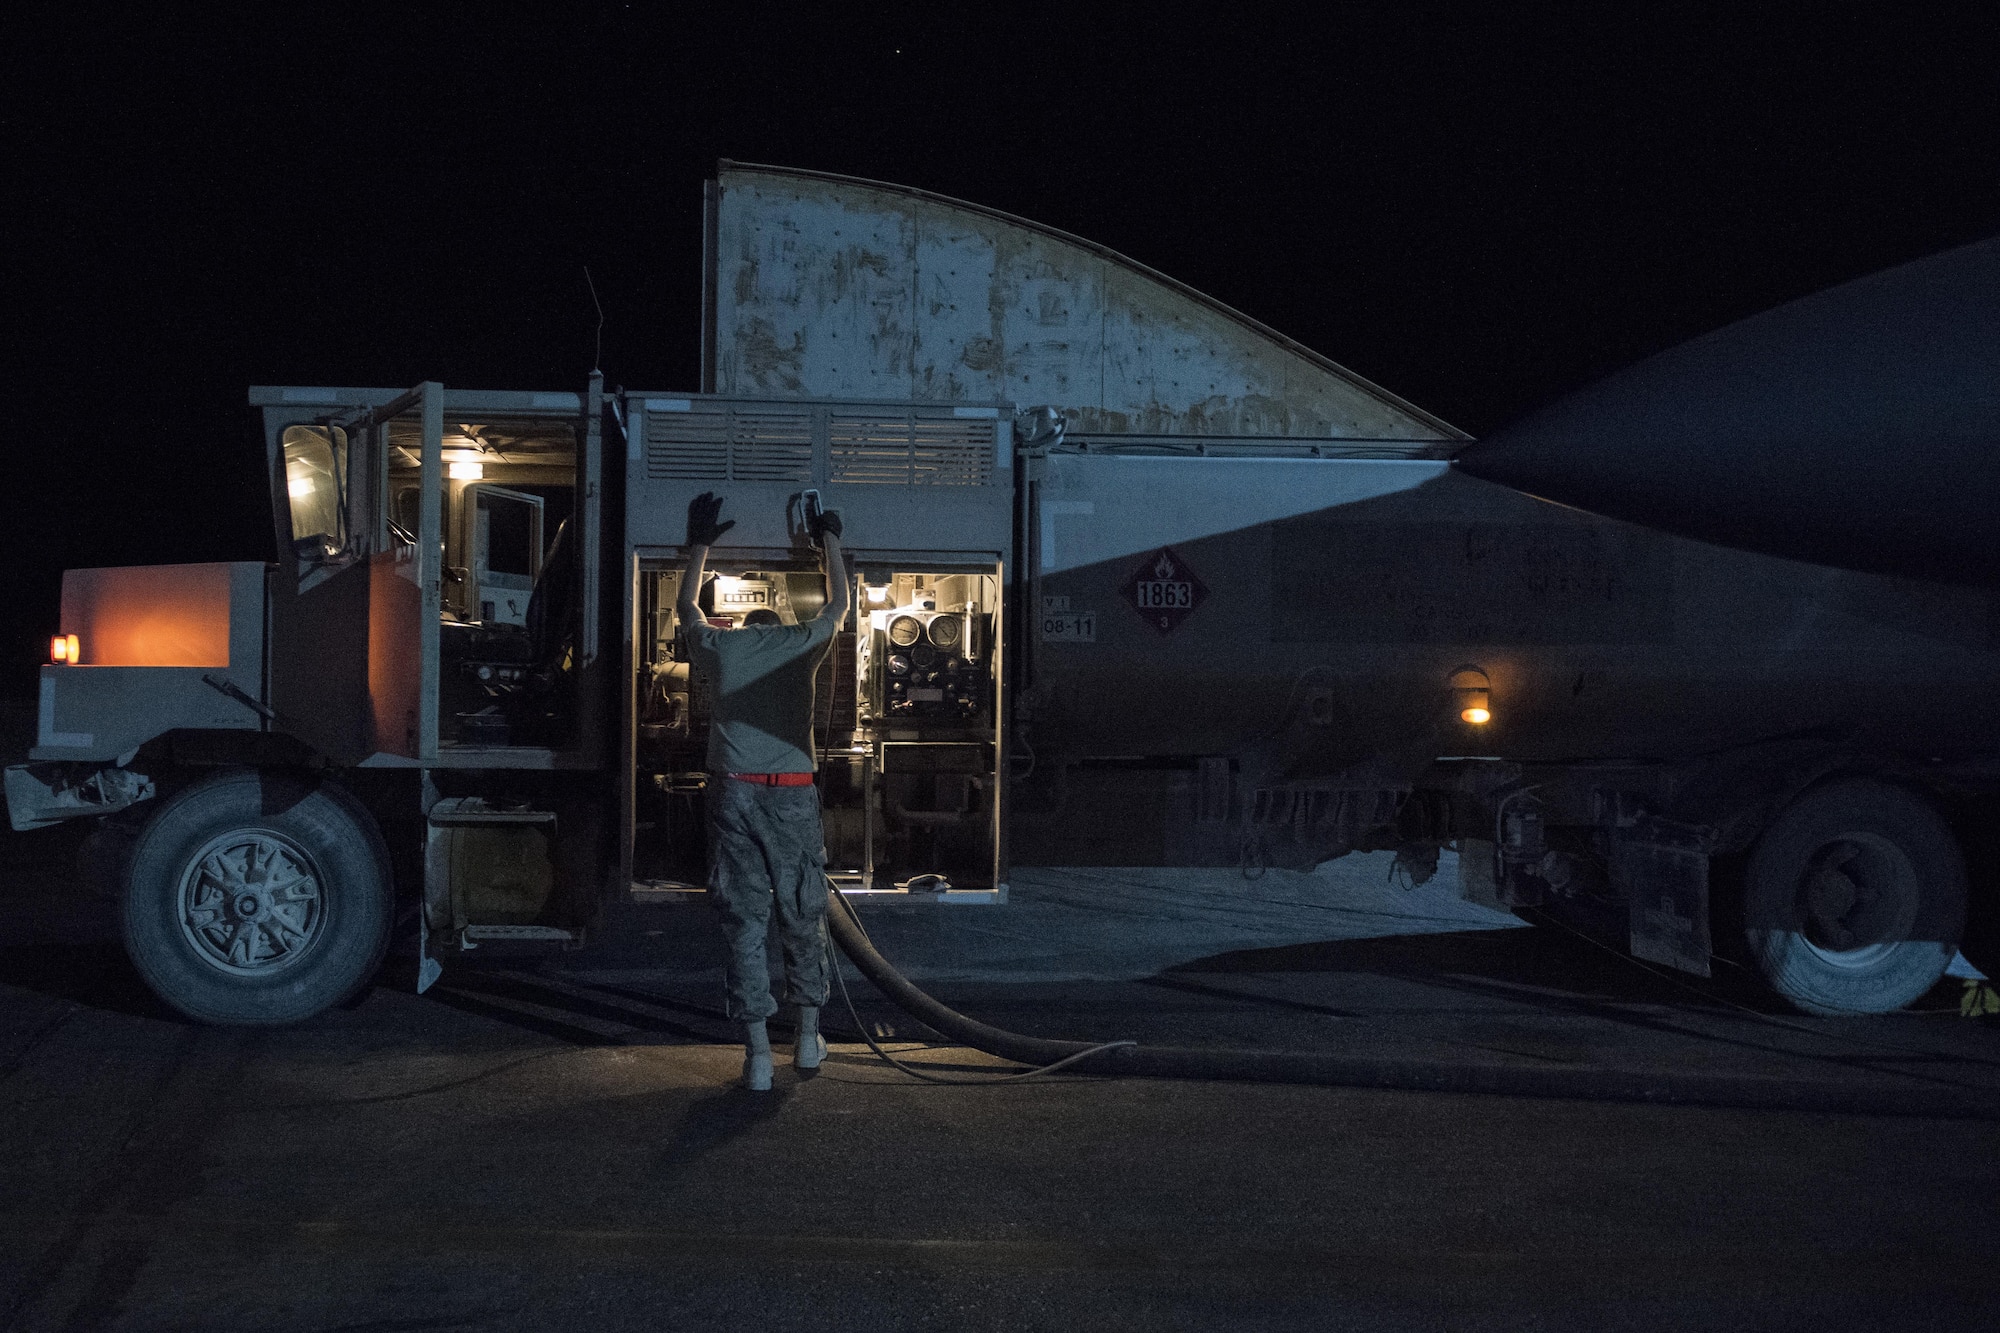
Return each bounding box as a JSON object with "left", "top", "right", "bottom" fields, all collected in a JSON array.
[
  {"left": 258, "top": 382, "right": 602, "bottom": 764},
  {"left": 12, "top": 381, "right": 612, "bottom": 1021}
]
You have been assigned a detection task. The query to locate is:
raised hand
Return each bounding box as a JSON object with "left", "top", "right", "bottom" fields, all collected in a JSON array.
[{"left": 686, "top": 491, "right": 735, "bottom": 547}]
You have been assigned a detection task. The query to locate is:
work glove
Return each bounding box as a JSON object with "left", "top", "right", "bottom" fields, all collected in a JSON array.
[
  {"left": 810, "top": 507, "right": 842, "bottom": 544},
  {"left": 686, "top": 491, "right": 734, "bottom": 547}
]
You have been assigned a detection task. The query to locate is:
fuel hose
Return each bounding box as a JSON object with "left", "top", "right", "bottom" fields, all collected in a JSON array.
[{"left": 824, "top": 885, "right": 2000, "bottom": 1120}]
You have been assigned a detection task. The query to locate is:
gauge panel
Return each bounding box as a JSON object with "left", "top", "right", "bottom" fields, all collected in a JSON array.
[{"left": 868, "top": 609, "right": 987, "bottom": 721}]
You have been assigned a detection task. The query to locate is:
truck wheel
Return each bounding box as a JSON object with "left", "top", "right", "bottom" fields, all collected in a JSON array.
[
  {"left": 1742, "top": 779, "right": 1965, "bottom": 1016},
  {"left": 121, "top": 770, "right": 392, "bottom": 1026}
]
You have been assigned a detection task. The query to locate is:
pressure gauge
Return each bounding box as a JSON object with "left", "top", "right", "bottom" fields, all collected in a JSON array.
[
  {"left": 888, "top": 615, "right": 923, "bottom": 647},
  {"left": 928, "top": 615, "right": 962, "bottom": 650},
  {"left": 888, "top": 654, "right": 911, "bottom": 676}
]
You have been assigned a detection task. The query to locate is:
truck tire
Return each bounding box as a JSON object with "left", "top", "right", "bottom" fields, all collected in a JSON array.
[
  {"left": 1741, "top": 779, "right": 1965, "bottom": 1016},
  {"left": 121, "top": 769, "right": 392, "bottom": 1026}
]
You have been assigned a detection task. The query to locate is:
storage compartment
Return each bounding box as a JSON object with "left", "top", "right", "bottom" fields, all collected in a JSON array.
[
  {"left": 631, "top": 556, "right": 1003, "bottom": 896},
  {"left": 425, "top": 799, "right": 558, "bottom": 930}
]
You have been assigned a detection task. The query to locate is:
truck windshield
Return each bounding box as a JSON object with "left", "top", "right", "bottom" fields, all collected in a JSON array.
[{"left": 282, "top": 425, "right": 349, "bottom": 565}]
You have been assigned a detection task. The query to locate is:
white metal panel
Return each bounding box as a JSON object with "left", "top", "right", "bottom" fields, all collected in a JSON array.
[
  {"left": 911, "top": 210, "right": 1005, "bottom": 402},
  {"left": 712, "top": 163, "right": 1466, "bottom": 445}
]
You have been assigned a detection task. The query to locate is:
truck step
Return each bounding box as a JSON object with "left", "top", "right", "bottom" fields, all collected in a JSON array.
[
  {"left": 459, "top": 924, "right": 585, "bottom": 945},
  {"left": 626, "top": 880, "right": 1005, "bottom": 905},
  {"left": 834, "top": 878, "right": 1007, "bottom": 905},
  {"left": 630, "top": 881, "right": 708, "bottom": 905}
]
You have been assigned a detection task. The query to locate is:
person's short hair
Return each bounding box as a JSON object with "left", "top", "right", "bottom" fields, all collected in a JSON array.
[{"left": 742, "top": 609, "right": 782, "bottom": 627}]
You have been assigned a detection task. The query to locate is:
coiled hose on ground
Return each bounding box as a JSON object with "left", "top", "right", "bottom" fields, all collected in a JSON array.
[{"left": 824, "top": 885, "right": 2000, "bottom": 1120}]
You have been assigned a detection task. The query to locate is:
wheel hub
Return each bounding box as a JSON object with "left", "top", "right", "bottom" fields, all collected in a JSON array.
[
  {"left": 1797, "top": 833, "right": 1919, "bottom": 967},
  {"left": 177, "top": 830, "right": 326, "bottom": 975}
]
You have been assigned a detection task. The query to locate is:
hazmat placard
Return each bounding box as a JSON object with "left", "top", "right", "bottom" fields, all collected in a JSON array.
[{"left": 1121, "top": 547, "right": 1207, "bottom": 635}]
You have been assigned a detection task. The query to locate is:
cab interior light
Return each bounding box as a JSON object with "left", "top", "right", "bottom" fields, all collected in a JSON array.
[{"left": 448, "top": 461, "right": 484, "bottom": 480}]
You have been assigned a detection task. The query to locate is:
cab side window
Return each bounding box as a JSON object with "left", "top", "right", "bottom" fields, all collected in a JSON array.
[{"left": 282, "top": 425, "right": 351, "bottom": 569}]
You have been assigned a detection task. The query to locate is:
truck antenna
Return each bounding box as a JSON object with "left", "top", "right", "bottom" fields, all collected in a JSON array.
[{"left": 583, "top": 265, "right": 606, "bottom": 373}]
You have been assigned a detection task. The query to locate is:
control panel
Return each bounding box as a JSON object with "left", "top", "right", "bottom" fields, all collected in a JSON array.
[{"left": 866, "top": 608, "right": 988, "bottom": 721}]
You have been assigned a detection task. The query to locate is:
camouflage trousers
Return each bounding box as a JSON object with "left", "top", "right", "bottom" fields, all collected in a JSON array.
[{"left": 706, "top": 777, "right": 830, "bottom": 1021}]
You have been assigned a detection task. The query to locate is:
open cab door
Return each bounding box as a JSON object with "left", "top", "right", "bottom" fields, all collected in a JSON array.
[{"left": 258, "top": 382, "right": 443, "bottom": 764}]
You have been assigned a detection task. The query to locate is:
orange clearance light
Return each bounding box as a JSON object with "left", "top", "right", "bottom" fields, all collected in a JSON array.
[
  {"left": 51, "top": 633, "right": 79, "bottom": 664},
  {"left": 1449, "top": 665, "right": 1492, "bottom": 726}
]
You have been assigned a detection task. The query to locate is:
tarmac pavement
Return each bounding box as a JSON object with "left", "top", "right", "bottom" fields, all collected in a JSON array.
[{"left": 3, "top": 827, "right": 1997, "bottom": 1330}]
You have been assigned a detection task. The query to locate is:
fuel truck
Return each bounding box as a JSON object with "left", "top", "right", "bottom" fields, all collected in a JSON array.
[{"left": 9, "top": 162, "right": 1996, "bottom": 1026}]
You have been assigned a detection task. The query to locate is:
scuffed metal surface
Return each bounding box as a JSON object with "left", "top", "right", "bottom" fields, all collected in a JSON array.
[
  {"left": 4, "top": 762, "right": 154, "bottom": 831},
  {"left": 712, "top": 164, "right": 1465, "bottom": 445}
]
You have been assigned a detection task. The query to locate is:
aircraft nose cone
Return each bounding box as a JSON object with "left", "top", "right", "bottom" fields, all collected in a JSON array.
[{"left": 1453, "top": 236, "right": 2000, "bottom": 585}]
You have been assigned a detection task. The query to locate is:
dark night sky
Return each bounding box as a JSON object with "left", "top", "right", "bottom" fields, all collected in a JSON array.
[{"left": 3, "top": 4, "right": 1997, "bottom": 698}]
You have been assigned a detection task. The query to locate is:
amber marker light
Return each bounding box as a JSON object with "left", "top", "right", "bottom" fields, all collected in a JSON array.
[
  {"left": 1449, "top": 665, "right": 1491, "bottom": 725},
  {"left": 51, "top": 633, "right": 79, "bottom": 664}
]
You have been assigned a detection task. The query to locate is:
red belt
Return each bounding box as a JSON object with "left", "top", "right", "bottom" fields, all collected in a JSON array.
[{"left": 728, "top": 772, "right": 816, "bottom": 787}]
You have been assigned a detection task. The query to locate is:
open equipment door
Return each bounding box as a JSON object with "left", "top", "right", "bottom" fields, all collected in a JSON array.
[{"left": 262, "top": 382, "right": 443, "bottom": 763}]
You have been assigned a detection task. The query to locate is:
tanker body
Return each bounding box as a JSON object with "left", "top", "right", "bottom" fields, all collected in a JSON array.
[
  {"left": 9, "top": 164, "right": 1994, "bottom": 1028},
  {"left": 1007, "top": 442, "right": 2000, "bottom": 1017},
  {"left": 1026, "top": 450, "right": 1998, "bottom": 775}
]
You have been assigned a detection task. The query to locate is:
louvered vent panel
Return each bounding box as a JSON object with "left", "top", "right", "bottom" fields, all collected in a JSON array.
[
  {"left": 729, "top": 410, "right": 814, "bottom": 481},
  {"left": 829, "top": 414, "right": 918, "bottom": 485},
  {"left": 912, "top": 417, "right": 995, "bottom": 485},
  {"left": 646, "top": 409, "right": 731, "bottom": 480},
  {"left": 830, "top": 412, "right": 995, "bottom": 485}
]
